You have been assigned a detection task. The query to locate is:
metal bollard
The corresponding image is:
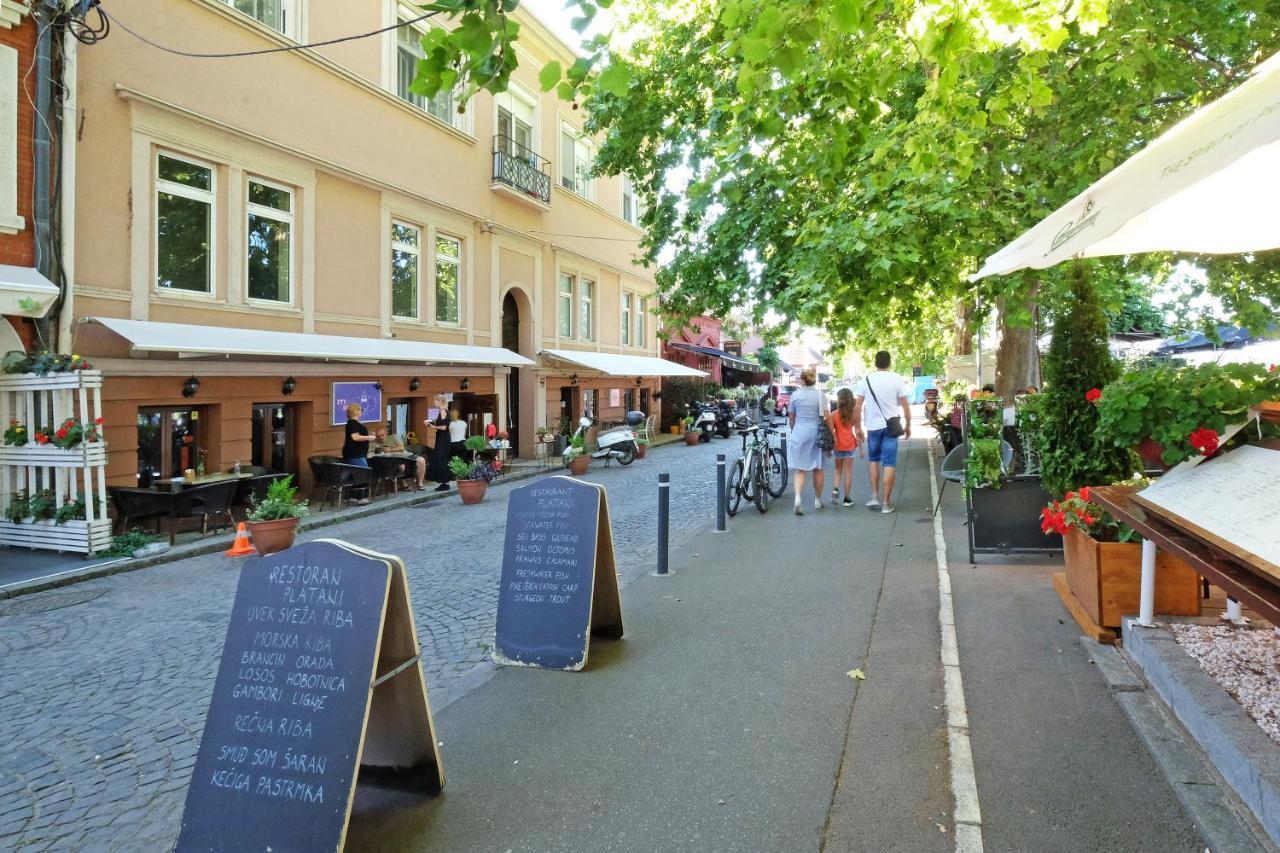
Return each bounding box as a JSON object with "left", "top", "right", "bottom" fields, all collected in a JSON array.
[
  {"left": 780, "top": 432, "right": 787, "bottom": 459},
  {"left": 716, "top": 453, "right": 726, "bottom": 532},
  {"left": 656, "top": 472, "right": 670, "bottom": 575}
]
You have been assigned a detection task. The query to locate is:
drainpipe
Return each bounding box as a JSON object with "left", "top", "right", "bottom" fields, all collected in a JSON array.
[
  {"left": 56, "top": 13, "right": 76, "bottom": 354},
  {"left": 31, "top": 2, "right": 56, "bottom": 347}
]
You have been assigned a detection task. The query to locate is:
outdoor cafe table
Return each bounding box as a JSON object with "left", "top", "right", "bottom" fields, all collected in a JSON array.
[
  {"left": 152, "top": 472, "right": 250, "bottom": 492},
  {"left": 1090, "top": 485, "right": 1280, "bottom": 627}
]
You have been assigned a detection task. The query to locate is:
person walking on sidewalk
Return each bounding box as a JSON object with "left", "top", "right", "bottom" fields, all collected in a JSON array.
[
  {"left": 828, "top": 387, "right": 863, "bottom": 507},
  {"left": 853, "top": 351, "right": 912, "bottom": 514},
  {"left": 788, "top": 367, "right": 827, "bottom": 515}
]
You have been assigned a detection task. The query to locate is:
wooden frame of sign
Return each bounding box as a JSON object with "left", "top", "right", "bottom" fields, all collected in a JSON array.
[
  {"left": 176, "top": 539, "right": 443, "bottom": 853},
  {"left": 492, "top": 476, "right": 623, "bottom": 671}
]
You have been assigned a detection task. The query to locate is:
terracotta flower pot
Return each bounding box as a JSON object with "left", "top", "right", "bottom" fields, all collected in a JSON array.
[
  {"left": 637, "top": 444, "right": 647, "bottom": 459},
  {"left": 568, "top": 455, "right": 590, "bottom": 476},
  {"left": 1062, "top": 527, "right": 1200, "bottom": 629},
  {"left": 1134, "top": 438, "right": 1170, "bottom": 470},
  {"left": 245, "top": 517, "right": 300, "bottom": 555},
  {"left": 684, "top": 431, "right": 700, "bottom": 446},
  {"left": 456, "top": 479, "right": 488, "bottom": 505}
]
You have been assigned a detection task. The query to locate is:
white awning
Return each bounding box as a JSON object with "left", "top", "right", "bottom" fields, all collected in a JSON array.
[
  {"left": 86, "top": 317, "right": 534, "bottom": 367},
  {"left": 541, "top": 348, "right": 707, "bottom": 377},
  {"left": 0, "top": 265, "right": 59, "bottom": 318},
  {"left": 973, "top": 50, "right": 1280, "bottom": 280}
]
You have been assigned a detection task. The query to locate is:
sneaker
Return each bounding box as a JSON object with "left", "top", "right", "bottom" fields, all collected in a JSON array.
[
  {"left": 881, "top": 504, "right": 896, "bottom": 514},
  {"left": 842, "top": 498, "right": 854, "bottom": 508},
  {"left": 832, "top": 487, "right": 840, "bottom": 499},
  {"left": 814, "top": 499, "right": 825, "bottom": 511},
  {"left": 794, "top": 498, "right": 804, "bottom": 516},
  {"left": 866, "top": 498, "right": 881, "bottom": 509},
  {"left": 434, "top": 483, "right": 450, "bottom": 492}
]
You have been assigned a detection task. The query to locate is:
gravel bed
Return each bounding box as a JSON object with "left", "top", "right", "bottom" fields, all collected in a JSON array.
[{"left": 1168, "top": 622, "right": 1280, "bottom": 745}]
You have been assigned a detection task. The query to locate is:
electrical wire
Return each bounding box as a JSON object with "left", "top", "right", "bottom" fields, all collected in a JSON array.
[{"left": 90, "top": 1, "right": 441, "bottom": 58}]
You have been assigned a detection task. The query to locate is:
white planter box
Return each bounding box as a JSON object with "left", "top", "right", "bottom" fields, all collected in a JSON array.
[
  {"left": 0, "top": 370, "right": 103, "bottom": 392},
  {"left": 0, "top": 443, "right": 107, "bottom": 468},
  {"left": 0, "top": 517, "right": 113, "bottom": 555}
]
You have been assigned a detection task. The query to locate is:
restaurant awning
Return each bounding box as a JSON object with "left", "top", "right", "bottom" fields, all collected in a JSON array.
[
  {"left": 85, "top": 317, "right": 534, "bottom": 367},
  {"left": 973, "top": 50, "right": 1280, "bottom": 279},
  {"left": 540, "top": 348, "right": 707, "bottom": 377},
  {"left": 665, "top": 342, "right": 762, "bottom": 373},
  {"left": 0, "top": 264, "right": 59, "bottom": 318}
]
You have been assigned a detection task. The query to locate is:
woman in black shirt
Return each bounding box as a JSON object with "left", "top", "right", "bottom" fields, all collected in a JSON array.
[
  {"left": 342, "top": 403, "right": 373, "bottom": 504},
  {"left": 424, "top": 395, "right": 453, "bottom": 492}
]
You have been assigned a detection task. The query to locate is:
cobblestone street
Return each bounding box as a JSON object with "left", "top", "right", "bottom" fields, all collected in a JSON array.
[{"left": 0, "top": 437, "right": 736, "bottom": 851}]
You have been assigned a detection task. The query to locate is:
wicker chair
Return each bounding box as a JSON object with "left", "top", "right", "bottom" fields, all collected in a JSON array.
[
  {"left": 108, "top": 487, "right": 171, "bottom": 535},
  {"left": 166, "top": 479, "right": 238, "bottom": 544}
]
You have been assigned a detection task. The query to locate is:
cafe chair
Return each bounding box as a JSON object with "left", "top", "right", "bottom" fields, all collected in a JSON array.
[
  {"left": 319, "top": 461, "right": 373, "bottom": 510},
  {"left": 167, "top": 479, "right": 238, "bottom": 544},
  {"left": 232, "top": 472, "right": 289, "bottom": 519},
  {"left": 931, "top": 440, "right": 1014, "bottom": 517},
  {"left": 308, "top": 455, "right": 344, "bottom": 505},
  {"left": 108, "top": 486, "right": 171, "bottom": 535},
  {"left": 369, "top": 454, "right": 414, "bottom": 499}
]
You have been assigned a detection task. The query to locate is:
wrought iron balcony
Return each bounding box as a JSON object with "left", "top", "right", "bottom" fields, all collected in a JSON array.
[{"left": 492, "top": 135, "right": 552, "bottom": 205}]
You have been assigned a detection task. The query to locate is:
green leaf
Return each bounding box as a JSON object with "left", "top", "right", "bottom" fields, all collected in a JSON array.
[
  {"left": 742, "top": 37, "right": 771, "bottom": 65},
  {"left": 598, "top": 62, "right": 631, "bottom": 97},
  {"left": 831, "top": 0, "right": 862, "bottom": 33},
  {"left": 539, "top": 60, "right": 562, "bottom": 92}
]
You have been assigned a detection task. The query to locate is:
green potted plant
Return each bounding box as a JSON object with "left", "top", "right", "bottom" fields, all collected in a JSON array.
[
  {"left": 450, "top": 454, "right": 501, "bottom": 503},
  {"left": 636, "top": 437, "right": 649, "bottom": 459},
  {"left": 565, "top": 433, "right": 591, "bottom": 475},
  {"left": 246, "top": 475, "right": 309, "bottom": 554},
  {"left": 1041, "top": 481, "right": 1199, "bottom": 638},
  {"left": 682, "top": 415, "right": 699, "bottom": 446},
  {"left": 1096, "top": 362, "right": 1280, "bottom": 468}
]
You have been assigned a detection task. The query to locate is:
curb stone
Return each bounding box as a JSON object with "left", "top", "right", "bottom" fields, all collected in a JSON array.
[{"left": 1081, "top": 633, "right": 1279, "bottom": 852}]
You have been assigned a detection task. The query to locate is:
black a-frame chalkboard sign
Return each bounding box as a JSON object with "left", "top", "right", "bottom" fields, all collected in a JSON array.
[
  {"left": 176, "top": 539, "right": 443, "bottom": 853},
  {"left": 492, "top": 476, "right": 623, "bottom": 671}
]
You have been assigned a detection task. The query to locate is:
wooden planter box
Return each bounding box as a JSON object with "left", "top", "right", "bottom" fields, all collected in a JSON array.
[
  {"left": 1063, "top": 526, "right": 1201, "bottom": 630},
  {"left": 0, "top": 518, "right": 112, "bottom": 554},
  {"left": 0, "top": 443, "right": 108, "bottom": 467}
]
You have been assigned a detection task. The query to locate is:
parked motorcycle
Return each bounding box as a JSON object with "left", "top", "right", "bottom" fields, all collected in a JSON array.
[
  {"left": 562, "top": 413, "right": 640, "bottom": 466},
  {"left": 687, "top": 401, "right": 718, "bottom": 443},
  {"left": 713, "top": 400, "right": 735, "bottom": 439}
]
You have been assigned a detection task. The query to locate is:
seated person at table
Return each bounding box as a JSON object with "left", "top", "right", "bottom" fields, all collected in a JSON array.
[{"left": 369, "top": 424, "right": 426, "bottom": 491}]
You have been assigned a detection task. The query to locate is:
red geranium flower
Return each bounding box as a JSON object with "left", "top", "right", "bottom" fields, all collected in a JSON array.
[
  {"left": 94, "top": 417, "right": 104, "bottom": 425},
  {"left": 1085, "top": 388, "right": 1102, "bottom": 404},
  {"left": 1078, "top": 486, "right": 1090, "bottom": 502},
  {"left": 35, "top": 434, "right": 49, "bottom": 444},
  {"left": 1188, "top": 427, "right": 1219, "bottom": 456},
  {"left": 55, "top": 429, "right": 67, "bottom": 439}
]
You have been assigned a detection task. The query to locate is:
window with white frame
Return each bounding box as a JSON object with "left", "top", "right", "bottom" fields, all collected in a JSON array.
[
  {"left": 558, "top": 273, "right": 574, "bottom": 338},
  {"left": 395, "top": 10, "right": 467, "bottom": 132},
  {"left": 637, "top": 296, "right": 648, "bottom": 348},
  {"left": 560, "top": 124, "right": 593, "bottom": 200},
  {"left": 622, "top": 176, "right": 638, "bottom": 225},
  {"left": 579, "top": 279, "right": 595, "bottom": 341},
  {"left": 223, "top": 0, "right": 298, "bottom": 38},
  {"left": 620, "top": 291, "right": 632, "bottom": 347},
  {"left": 434, "top": 234, "right": 461, "bottom": 324},
  {"left": 0, "top": 45, "right": 21, "bottom": 233},
  {"left": 156, "top": 153, "right": 215, "bottom": 294},
  {"left": 496, "top": 88, "right": 536, "bottom": 157},
  {"left": 391, "top": 221, "right": 420, "bottom": 320},
  {"left": 246, "top": 179, "right": 293, "bottom": 303}
]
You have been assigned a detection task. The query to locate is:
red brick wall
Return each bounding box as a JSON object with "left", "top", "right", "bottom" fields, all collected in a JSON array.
[{"left": 0, "top": 16, "right": 37, "bottom": 268}]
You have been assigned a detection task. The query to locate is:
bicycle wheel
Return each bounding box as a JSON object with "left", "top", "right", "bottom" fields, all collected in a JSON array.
[
  {"left": 751, "top": 454, "right": 769, "bottom": 513},
  {"left": 726, "top": 459, "right": 744, "bottom": 517},
  {"left": 766, "top": 446, "right": 787, "bottom": 498}
]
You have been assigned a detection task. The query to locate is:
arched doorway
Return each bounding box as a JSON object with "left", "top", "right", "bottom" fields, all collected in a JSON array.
[{"left": 501, "top": 288, "right": 534, "bottom": 456}]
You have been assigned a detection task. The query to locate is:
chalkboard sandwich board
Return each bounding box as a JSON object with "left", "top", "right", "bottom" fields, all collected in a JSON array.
[
  {"left": 493, "top": 476, "right": 623, "bottom": 671},
  {"left": 176, "top": 539, "right": 443, "bottom": 853}
]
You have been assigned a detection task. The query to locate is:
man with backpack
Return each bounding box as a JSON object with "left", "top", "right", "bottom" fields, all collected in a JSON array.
[{"left": 853, "top": 350, "right": 912, "bottom": 514}]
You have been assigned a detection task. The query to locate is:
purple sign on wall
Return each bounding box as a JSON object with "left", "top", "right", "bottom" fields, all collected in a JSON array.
[{"left": 331, "top": 382, "right": 383, "bottom": 426}]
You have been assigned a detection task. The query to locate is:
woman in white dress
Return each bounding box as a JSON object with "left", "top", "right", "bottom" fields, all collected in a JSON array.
[{"left": 787, "top": 367, "right": 827, "bottom": 514}]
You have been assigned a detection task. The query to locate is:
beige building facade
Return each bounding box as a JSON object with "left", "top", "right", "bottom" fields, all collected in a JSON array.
[{"left": 68, "top": 0, "right": 679, "bottom": 487}]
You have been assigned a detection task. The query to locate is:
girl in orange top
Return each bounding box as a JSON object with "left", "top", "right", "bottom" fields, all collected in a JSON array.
[{"left": 828, "top": 387, "right": 863, "bottom": 507}]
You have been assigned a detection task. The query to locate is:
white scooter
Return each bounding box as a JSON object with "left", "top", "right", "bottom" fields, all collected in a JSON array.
[{"left": 562, "top": 413, "right": 641, "bottom": 467}]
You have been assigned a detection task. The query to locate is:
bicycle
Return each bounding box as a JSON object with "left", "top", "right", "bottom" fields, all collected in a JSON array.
[{"left": 727, "top": 424, "right": 787, "bottom": 515}]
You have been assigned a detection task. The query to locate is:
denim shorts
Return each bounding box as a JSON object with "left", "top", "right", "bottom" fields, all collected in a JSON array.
[
  {"left": 833, "top": 449, "right": 856, "bottom": 459},
  {"left": 866, "top": 429, "right": 899, "bottom": 467}
]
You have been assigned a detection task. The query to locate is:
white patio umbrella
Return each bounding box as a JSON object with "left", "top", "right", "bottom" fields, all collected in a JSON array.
[{"left": 972, "top": 50, "right": 1280, "bottom": 280}]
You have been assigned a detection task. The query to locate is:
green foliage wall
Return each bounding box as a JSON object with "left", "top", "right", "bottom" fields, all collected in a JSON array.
[
  {"left": 1038, "top": 265, "right": 1131, "bottom": 496},
  {"left": 658, "top": 378, "right": 720, "bottom": 431}
]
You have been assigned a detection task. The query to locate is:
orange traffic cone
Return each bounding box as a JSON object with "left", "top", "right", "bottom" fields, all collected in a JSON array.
[{"left": 225, "top": 522, "right": 256, "bottom": 557}]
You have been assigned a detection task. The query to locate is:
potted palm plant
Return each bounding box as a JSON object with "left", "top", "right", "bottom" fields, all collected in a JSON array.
[{"left": 246, "top": 475, "right": 309, "bottom": 555}]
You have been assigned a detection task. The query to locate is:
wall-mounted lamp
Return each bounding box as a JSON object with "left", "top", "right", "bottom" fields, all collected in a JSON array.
[
  {"left": 374, "top": 381, "right": 383, "bottom": 391},
  {"left": 182, "top": 376, "right": 200, "bottom": 398},
  {"left": 460, "top": 377, "right": 470, "bottom": 391},
  {"left": 282, "top": 376, "right": 297, "bottom": 396},
  {"left": 635, "top": 376, "right": 643, "bottom": 387},
  {"left": 409, "top": 377, "right": 420, "bottom": 392},
  {"left": 570, "top": 374, "right": 579, "bottom": 386}
]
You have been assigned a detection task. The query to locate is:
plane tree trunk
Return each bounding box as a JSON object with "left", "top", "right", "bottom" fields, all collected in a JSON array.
[{"left": 995, "top": 283, "right": 1041, "bottom": 398}]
